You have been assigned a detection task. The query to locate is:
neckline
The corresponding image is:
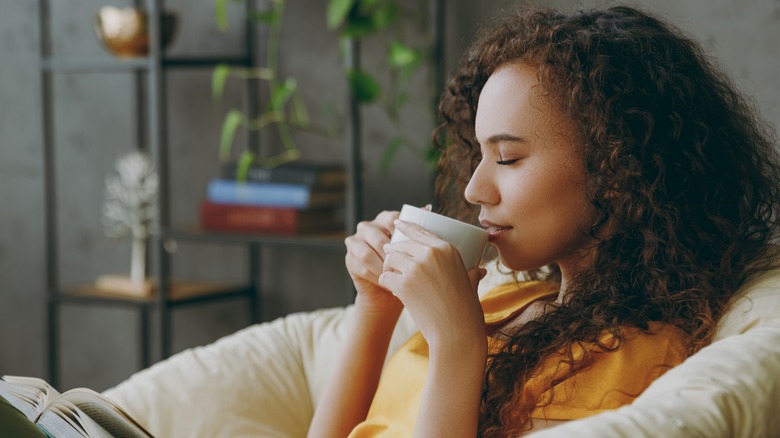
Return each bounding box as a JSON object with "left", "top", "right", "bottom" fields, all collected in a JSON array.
[{"left": 482, "top": 280, "right": 559, "bottom": 327}]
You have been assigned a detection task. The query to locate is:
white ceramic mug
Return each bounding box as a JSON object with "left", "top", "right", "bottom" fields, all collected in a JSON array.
[{"left": 391, "top": 204, "right": 489, "bottom": 269}]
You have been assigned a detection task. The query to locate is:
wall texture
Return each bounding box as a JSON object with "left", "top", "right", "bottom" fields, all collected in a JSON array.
[{"left": 0, "top": 0, "right": 778, "bottom": 391}]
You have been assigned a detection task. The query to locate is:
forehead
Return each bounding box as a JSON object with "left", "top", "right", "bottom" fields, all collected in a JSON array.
[
  {"left": 475, "top": 63, "right": 548, "bottom": 143},
  {"left": 475, "top": 64, "right": 547, "bottom": 139}
]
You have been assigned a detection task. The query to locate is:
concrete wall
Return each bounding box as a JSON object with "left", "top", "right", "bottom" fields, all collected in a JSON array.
[{"left": 1, "top": 0, "right": 777, "bottom": 391}]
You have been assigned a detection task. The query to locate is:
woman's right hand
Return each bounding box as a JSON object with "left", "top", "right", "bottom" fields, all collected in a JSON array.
[{"left": 344, "top": 210, "right": 403, "bottom": 319}]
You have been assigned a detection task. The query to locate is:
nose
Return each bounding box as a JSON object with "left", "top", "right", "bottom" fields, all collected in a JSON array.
[{"left": 464, "top": 160, "right": 498, "bottom": 206}]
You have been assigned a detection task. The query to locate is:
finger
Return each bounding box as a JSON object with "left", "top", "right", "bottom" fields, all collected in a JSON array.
[
  {"left": 393, "top": 219, "right": 443, "bottom": 245},
  {"left": 374, "top": 210, "right": 401, "bottom": 236},
  {"left": 422, "top": 204, "right": 432, "bottom": 211},
  {"left": 382, "top": 247, "right": 416, "bottom": 275},
  {"left": 356, "top": 221, "right": 394, "bottom": 260},
  {"left": 346, "top": 229, "right": 390, "bottom": 272},
  {"left": 382, "top": 240, "right": 417, "bottom": 259},
  {"left": 467, "top": 267, "right": 488, "bottom": 294},
  {"left": 345, "top": 240, "right": 385, "bottom": 283},
  {"left": 377, "top": 270, "right": 399, "bottom": 292}
]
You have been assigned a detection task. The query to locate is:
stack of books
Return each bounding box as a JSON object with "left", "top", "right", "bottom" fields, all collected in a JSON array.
[{"left": 200, "top": 161, "right": 347, "bottom": 235}]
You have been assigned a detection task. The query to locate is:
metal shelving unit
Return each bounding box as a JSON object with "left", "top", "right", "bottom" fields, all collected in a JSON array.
[{"left": 38, "top": 0, "right": 362, "bottom": 388}]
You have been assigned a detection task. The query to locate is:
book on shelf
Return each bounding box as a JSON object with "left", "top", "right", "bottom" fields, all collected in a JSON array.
[
  {"left": 207, "top": 179, "right": 345, "bottom": 209},
  {"left": 0, "top": 375, "right": 152, "bottom": 438},
  {"left": 221, "top": 161, "right": 346, "bottom": 189},
  {"left": 200, "top": 201, "right": 344, "bottom": 234}
]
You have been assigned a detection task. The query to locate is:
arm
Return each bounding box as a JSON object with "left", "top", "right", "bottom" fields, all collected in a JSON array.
[
  {"left": 307, "top": 211, "right": 403, "bottom": 438},
  {"left": 380, "top": 220, "right": 488, "bottom": 437},
  {"left": 414, "top": 329, "right": 487, "bottom": 437}
]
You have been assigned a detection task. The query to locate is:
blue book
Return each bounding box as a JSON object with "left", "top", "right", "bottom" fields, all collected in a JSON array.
[{"left": 207, "top": 179, "right": 345, "bottom": 208}]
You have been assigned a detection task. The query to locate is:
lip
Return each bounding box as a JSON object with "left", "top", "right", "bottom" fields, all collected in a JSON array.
[{"left": 479, "top": 219, "right": 513, "bottom": 242}]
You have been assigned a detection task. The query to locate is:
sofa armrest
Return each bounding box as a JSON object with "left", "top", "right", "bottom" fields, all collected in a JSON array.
[{"left": 104, "top": 307, "right": 348, "bottom": 438}]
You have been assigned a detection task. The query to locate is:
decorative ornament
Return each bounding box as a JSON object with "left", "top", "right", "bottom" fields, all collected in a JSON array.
[{"left": 101, "top": 151, "right": 158, "bottom": 286}]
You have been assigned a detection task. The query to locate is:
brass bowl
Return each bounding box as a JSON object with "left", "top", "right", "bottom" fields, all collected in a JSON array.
[{"left": 94, "top": 6, "right": 177, "bottom": 58}]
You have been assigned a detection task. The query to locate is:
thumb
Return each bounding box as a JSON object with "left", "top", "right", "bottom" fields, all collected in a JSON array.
[
  {"left": 467, "top": 267, "right": 488, "bottom": 294},
  {"left": 422, "top": 203, "right": 432, "bottom": 211}
]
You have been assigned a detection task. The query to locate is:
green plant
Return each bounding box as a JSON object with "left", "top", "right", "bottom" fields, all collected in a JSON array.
[
  {"left": 213, "top": 0, "right": 311, "bottom": 178},
  {"left": 213, "top": 0, "right": 440, "bottom": 179},
  {"left": 327, "top": 0, "right": 440, "bottom": 172}
]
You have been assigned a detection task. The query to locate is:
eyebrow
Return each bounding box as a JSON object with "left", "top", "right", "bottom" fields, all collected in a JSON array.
[{"left": 483, "top": 133, "right": 527, "bottom": 145}]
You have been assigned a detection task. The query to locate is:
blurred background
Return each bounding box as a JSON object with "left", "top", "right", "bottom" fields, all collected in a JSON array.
[{"left": 1, "top": 0, "right": 778, "bottom": 392}]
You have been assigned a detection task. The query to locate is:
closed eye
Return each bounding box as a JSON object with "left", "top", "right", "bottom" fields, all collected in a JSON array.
[{"left": 496, "top": 158, "right": 521, "bottom": 165}]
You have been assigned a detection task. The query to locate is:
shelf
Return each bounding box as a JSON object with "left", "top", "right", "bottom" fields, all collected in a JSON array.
[
  {"left": 56, "top": 282, "right": 252, "bottom": 308},
  {"left": 164, "top": 227, "right": 347, "bottom": 249},
  {"left": 40, "top": 0, "right": 358, "bottom": 385},
  {"left": 40, "top": 55, "right": 253, "bottom": 72}
]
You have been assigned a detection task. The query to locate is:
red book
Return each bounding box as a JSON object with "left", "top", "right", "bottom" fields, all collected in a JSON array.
[{"left": 199, "top": 201, "right": 343, "bottom": 234}]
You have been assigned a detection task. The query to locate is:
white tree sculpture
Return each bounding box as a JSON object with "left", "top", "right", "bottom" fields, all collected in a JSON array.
[{"left": 102, "top": 151, "right": 158, "bottom": 285}]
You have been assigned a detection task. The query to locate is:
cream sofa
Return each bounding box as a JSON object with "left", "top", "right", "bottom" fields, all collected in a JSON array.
[{"left": 104, "top": 263, "right": 780, "bottom": 437}]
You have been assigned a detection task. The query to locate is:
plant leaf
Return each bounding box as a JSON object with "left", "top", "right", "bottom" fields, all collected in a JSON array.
[
  {"left": 291, "top": 91, "right": 310, "bottom": 127},
  {"left": 215, "top": 0, "right": 231, "bottom": 31},
  {"left": 357, "top": 0, "right": 383, "bottom": 9},
  {"left": 380, "top": 136, "right": 403, "bottom": 173},
  {"left": 269, "top": 78, "right": 297, "bottom": 111},
  {"left": 212, "top": 64, "right": 231, "bottom": 102},
  {"left": 368, "top": 0, "right": 398, "bottom": 30},
  {"left": 236, "top": 150, "right": 256, "bottom": 182},
  {"left": 219, "top": 109, "right": 245, "bottom": 162},
  {"left": 327, "top": 0, "right": 356, "bottom": 29},
  {"left": 248, "top": 10, "right": 278, "bottom": 24},
  {"left": 388, "top": 41, "right": 420, "bottom": 68},
  {"left": 347, "top": 69, "right": 380, "bottom": 104}
]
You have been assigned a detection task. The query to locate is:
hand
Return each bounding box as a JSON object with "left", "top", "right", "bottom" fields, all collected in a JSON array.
[
  {"left": 379, "top": 219, "right": 488, "bottom": 350},
  {"left": 344, "top": 210, "right": 403, "bottom": 318}
]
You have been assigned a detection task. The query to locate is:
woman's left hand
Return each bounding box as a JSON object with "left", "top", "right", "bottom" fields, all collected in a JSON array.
[{"left": 379, "top": 219, "right": 487, "bottom": 351}]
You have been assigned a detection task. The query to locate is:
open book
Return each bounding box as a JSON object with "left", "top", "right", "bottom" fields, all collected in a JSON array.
[{"left": 0, "top": 375, "right": 153, "bottom": 437}]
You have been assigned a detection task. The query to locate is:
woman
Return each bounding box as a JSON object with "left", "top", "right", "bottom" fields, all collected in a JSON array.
[{"left": 309, "top": 5, "right": 780, "bottom": 437}]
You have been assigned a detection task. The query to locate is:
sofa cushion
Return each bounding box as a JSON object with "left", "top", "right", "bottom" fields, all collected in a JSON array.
[{"left": 104, "top": 263, "right": 780, "bottom": 437}]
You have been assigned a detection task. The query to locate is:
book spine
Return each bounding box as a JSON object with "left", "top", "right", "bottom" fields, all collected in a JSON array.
[
  {"left": 200, "top": 202, "right": 299, "bottom": 233},
  {"left": 222, "top": 164, "right": 319, "bottom": 186},
  {"left": 207, "top": 179, "right": 311, "bottom": 208}
]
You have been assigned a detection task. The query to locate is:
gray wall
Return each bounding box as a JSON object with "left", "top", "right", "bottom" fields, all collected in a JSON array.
[{"left": 1, "top": 0, "right": 778, "bottom": 392}]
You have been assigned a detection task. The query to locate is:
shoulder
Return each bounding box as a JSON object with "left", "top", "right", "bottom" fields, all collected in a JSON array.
[
  {"left": 531, "top": 322, "right": 688, "bottom": 420},
  {"left": 586, "top": 323, "right": 689, "bottom": 389}
]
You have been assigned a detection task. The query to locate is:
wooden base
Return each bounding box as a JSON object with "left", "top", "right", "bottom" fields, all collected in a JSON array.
[
  {"left": 93, "top": 275, "right": 240, "bottom": 300},
  {"left": 95, "top": 275, "right": 155, "bottom": 297}
]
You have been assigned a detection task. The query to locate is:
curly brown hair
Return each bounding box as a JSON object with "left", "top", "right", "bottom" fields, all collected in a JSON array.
[{"left": 434, "top": 5, "right": 780, "bottom": 436}]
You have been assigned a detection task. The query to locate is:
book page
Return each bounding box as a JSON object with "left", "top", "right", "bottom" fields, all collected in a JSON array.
[
  {"left": 1, "top": 376, "right": 152, "bottom": 437},
  {"left": 59, "top": 400, "right": 117, "bottom": 438},
  {"left": 42, "top": 399, "right": 136, "bottom": 438},
  {"left": 38, "top": 403, "right": 89, "bottom": 437},
  {"left": 2, "top": 375, "right": 60, "bottom": 402},
  {"left": 56, "top": 389, "right": 152, "bottom": 437},
  {"left": 0, "top": 376, "right": 58, "bottom": 422}
]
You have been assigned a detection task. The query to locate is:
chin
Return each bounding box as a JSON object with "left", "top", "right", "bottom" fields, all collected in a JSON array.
[
  {"left": 496, "top": 252, "right": 546, "bottom": 274},
  {"left": 496, "top": 254, "right": 527, "bottom": 272}
]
